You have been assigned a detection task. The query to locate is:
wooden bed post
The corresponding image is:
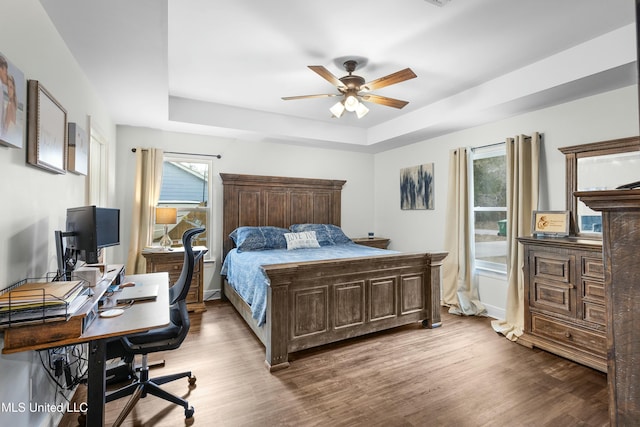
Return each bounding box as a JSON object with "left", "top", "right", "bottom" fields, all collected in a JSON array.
[
  {"left": 264, "top": 269, "right": 292, "bottom": 372},
  {"left": 423, "top": 252, "right": 447, "bottom": 328}
]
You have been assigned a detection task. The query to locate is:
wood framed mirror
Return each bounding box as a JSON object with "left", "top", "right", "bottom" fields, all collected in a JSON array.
[{"left": 559, "top": 136, "right": 640, "bottom": 237}]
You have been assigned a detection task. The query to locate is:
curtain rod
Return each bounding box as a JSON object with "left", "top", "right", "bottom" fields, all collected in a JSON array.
[
  {"left": 473, "top": 141, "right": 505, "bottom": 151},
  {"left": 473, "top": 133, "right": 543, "bottom": 151},
  {"left": 131, "top": 148, "right": 222, "bottom": 159}
]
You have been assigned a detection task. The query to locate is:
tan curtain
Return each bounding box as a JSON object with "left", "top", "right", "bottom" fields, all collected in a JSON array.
[
  {"left": 442, "top": 147, "right": 486, "bottom": 316},
  {"left": 492, "top": 133, "right": 540, "bottom": 340},
  {"left": 126, "top": 148, "right": 164, "bottom": 274}
]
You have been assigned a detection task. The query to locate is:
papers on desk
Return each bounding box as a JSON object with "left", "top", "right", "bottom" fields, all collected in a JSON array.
[
  {"left": 0, "top": 281, "right": 90, "bottom": 326},
  {"left": 0, "top": 280, "right": 83, "bottom": 307}
]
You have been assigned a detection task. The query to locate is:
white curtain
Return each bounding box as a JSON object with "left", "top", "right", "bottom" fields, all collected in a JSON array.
[
  {"left": 126, "top": 148, "right": 164, "bottom": 274},
  {"left": 442, "top": 147, "right": 486, "bottom": 316},
  {"left": 492, "top": 133, "right": 540, "bottom": 340}
]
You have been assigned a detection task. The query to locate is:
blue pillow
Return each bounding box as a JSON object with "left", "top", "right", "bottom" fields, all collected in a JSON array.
[
  {"left": 229, "top": 226, "right": 289, "bottom": 252},
  {"left": 288, "top": 224, "right": 352, "bottom": 246}
]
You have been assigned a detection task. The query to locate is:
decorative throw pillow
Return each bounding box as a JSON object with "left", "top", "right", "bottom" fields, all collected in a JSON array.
[
  {"left": 229, "top": 226, "right": 289, "bottom": 252},
  {"left": 284, "top": 231, "right": 321, "bottom": 250},
  {"left": 289, "top": 224, "right": 352, "bottom": 246}
]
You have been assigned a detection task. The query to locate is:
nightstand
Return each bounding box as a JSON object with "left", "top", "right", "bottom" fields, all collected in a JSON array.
[
  {"left": 352, "top": 237, "right": 390, "bottom": 249},
  {"left": 142, "top": 246, "right": 207, "bottom": 313}
]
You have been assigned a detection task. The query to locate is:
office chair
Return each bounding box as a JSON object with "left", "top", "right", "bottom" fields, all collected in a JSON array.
[
  {"left": 104, "top": 227, "right": 206, "bottom": 425},
  {"left": 169, "top": 237, "right": 207, "bottom": 305},
  {"left": 106, "top": 232, "right": 207, "bottom": 385}
]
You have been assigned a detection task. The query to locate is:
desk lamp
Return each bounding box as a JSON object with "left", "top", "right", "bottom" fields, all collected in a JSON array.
[{"left": 156, "top": 207, "right": 177, "bottom": 250}]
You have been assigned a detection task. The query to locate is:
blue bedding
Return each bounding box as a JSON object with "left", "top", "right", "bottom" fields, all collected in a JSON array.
[{"left": 221, "top": 243, "right": 398, "bottom": 326}]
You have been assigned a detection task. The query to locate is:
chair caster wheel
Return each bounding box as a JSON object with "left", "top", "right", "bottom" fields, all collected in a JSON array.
[
  {"left": 185, "top": 406, "right": 195, "bottom": 418},
  {"left": 188, "top": 375, "right": 197, "bottom": 386}
]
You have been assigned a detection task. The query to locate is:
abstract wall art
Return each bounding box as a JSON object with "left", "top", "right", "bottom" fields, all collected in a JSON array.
[{"left": 400, "top": 163, "right": 434, "bottom": 210}]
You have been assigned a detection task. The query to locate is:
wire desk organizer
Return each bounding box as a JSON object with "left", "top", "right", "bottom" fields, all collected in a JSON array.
[{"left": 0, "top": 274, "right": 90, "bottom": 328}]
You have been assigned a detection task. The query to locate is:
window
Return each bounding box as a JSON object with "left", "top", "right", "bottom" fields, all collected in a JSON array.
[
  {"left": 154, "top": 154, "right": 212, "bottom": 257},
  {"left": 471, "top": 144, "right": 507, "bottom": 273}
]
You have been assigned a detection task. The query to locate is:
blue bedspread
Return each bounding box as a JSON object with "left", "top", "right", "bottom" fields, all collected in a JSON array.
[{"left": 221, "top": 243, "right": 397, "bottom": 326}]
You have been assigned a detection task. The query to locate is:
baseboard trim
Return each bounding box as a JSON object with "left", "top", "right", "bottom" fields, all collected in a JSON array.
[
  {"left": 204, "top": 289, "right": 221, "bottom": 301},
  {"left": 482, "top": 303, "right": 505, "bottom": 320}
]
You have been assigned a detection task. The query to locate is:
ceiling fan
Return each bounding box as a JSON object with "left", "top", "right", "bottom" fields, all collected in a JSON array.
[{"left": 282, "top": 60, "right": 417, "bottom": 119}]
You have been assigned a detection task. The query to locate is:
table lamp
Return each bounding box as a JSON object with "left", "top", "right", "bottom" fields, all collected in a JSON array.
[{"left": 156, "top": 207, "right": 177, "bottom": 250}]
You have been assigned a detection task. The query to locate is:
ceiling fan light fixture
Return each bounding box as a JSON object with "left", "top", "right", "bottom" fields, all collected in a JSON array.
[
  {"left": 355, "top": 102, "right": 369, "bottom": 119},
  {"left": 344, "top": 94, "right": 359, "bottom": 112},
  {"left": 285, "top": 60, "right": 416, "bottom": 118},
  {"left": 329, "top": 101, "right": 345, "bottom": 118}
]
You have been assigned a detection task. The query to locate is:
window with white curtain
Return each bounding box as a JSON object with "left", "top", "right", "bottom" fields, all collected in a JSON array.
[
  {"left": 471, "top": 143, "right": 507, "bottom": 273},
  {"left": 155, "top": 154, "right": 213, "bottom": 258}
]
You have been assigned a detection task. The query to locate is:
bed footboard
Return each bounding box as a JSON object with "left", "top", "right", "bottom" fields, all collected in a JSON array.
[{"left": 261, "top": 251, "right": 447, "bottom": 371}]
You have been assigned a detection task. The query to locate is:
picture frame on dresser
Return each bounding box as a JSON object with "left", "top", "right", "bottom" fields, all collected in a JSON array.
[
  {"left": 26, "top": 80, "right": 67, "bottom": 174},
  {"left": 531, "top": 210, "right": 569, "bottom": 237}
]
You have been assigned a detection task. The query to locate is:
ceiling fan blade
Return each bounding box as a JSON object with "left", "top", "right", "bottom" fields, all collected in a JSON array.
[
  {"left": 362, "top": 68, "right": 417, "bottom": 92},
  {"left": 308, "top": 65, "right": 346, "bottom": 89},
  {"left": 361, "top": 94, "right": 409, "bottom": 109},
  {"left": 281, "top": 94, "right": 339, "bottom": 101}
]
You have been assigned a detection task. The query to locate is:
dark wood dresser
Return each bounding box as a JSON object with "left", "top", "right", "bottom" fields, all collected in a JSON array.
[
  {"left": 142, "top": 246, "right": 207, "bottom": 313},
  {"left": 518, "top": 236, "right": 606, "bottom": 372},
  {"left": 577, "top": 189, "right": 640, "bottom": 425}
]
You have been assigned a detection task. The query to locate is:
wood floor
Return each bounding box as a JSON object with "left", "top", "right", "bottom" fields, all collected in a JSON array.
[{"left": 59, "top": 301, "right": 609, "bottom": 427}]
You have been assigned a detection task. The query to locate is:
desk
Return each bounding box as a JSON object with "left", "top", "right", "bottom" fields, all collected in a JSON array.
[
  {"left": 2, "top": 270, "right": 170, "bottom": 426},
  {"left": 85, "top": 272, "right": 169, "bottom": 426}
]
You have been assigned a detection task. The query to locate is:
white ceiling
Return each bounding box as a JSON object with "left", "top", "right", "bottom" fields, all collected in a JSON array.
[{"left": 39, "top": 0, "right": 637, "bottom": 152}]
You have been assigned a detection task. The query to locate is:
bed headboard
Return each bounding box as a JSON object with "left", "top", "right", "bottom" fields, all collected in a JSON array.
[{"left": 220, "top": 173, "right": 346, "bottom": 259}]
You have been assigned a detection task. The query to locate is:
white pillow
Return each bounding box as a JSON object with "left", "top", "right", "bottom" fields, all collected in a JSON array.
[{"left": 284, "top": 231, "right": 321, "bottom": 250}]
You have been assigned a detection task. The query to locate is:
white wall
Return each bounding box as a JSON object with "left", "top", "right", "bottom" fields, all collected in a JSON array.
[
  {"left": 113, "top": 126, "right": 376, "bottom": 296},
  {"left": 373, "top": 85, "right": 639, "bottom": 318},
  {"left": 0, "top": 1, "right": 116, "bottom": 426}
]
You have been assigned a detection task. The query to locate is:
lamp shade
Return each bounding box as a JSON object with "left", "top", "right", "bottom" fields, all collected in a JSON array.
[
  {"left": 156, "top": 207, "right": 177, "bottom": 225},
  {"left": 355, "top": 102, "right": 369, "bottom": 118}
]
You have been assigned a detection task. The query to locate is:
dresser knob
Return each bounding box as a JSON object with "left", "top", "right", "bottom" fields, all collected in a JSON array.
[{"left": 565, "top": 331, "right": 572, "bottom": 338}]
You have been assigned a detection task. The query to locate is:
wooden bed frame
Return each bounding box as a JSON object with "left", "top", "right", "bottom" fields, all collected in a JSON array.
[{"left": 220, "top": 173, "right": 447, "bottom": 371}]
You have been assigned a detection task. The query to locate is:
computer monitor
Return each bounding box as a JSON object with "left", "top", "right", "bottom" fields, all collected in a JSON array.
[{"left": 55, "top": 206, "right": 120, "bottom": 280}]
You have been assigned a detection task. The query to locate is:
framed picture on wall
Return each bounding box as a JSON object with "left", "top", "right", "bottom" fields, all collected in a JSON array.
[
  {"left": 68, "top": 122, "right": 88, "bottom": 175},
  {"left": 26, "top": 80, "right": 67, "bottom": 174},
  {"left": 0, "top": 51, "right": 26, "bottom": 149},
  {"left": 532, "top": 210, "right": 570, "bottom": 236},
  {"left": 400, "top": 163, "right": 435, "bottom": 210}
]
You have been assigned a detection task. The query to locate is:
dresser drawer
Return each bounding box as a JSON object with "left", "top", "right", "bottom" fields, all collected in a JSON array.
[
  {"left": 532, "top": 252, "right": 572, "bottom": 283},
  {"left": 531, "top": 279, "right": 575, "bottom": 316},
  {"left": 582, "top": 256, "right": 604, "bottom": 280},
  {"left": 583, "top": 301, "right": 606, "bottom": 326},
  {"left": 583, "top": 278, "right": 605, "bottom": 301},
  {"left": 531, "top": 314, "right": 606, "bottom": 355}
]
